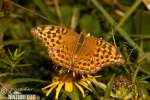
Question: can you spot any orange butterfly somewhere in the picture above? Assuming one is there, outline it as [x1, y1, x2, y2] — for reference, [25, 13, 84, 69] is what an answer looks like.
[31, 25, 125, 74]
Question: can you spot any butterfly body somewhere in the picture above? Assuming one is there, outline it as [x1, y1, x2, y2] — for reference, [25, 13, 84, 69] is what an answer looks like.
[31, 25, 124, 74]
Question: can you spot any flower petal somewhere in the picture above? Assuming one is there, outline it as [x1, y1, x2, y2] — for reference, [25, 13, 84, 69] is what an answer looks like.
[65, 81, 73, 92]
[87, 75, 101, 81]
[75, 83, 85, 97]
[46, 84, 58, 96]
[78, 81, 92, 92]
[42, 81, 60, 90]
[55, 82, 64, 99]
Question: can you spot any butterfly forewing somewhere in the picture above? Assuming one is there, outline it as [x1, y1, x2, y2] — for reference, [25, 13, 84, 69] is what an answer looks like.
[31, 25, 80, 69]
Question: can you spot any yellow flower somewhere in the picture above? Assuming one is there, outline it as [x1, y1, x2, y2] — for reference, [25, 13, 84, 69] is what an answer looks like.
[42, 70, 100, 99]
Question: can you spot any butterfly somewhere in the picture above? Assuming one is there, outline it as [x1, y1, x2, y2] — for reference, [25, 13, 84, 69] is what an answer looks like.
[31, 25, 125, 74]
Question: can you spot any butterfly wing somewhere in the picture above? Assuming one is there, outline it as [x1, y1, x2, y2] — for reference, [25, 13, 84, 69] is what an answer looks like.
[31, 25, 124, 74]
[31, 25, 80, 69]
[73, 36, 125, 74]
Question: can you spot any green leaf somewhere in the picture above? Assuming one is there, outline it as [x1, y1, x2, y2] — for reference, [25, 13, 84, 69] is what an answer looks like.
[33, 0, 52, 19]
[62, 90, 80, 100]
[8, 78, 49, 85]
[0, 19, 11, 48]
[103, 74, 115, 100]
[0, 40, 30, 48]
[134, 65, 150, 76]
[60, 5, 72, 26]
[79, 14, 101, 37]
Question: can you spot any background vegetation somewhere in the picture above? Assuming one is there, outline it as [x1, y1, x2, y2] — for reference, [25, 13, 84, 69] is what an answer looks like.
[0, 0, 150, 99]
